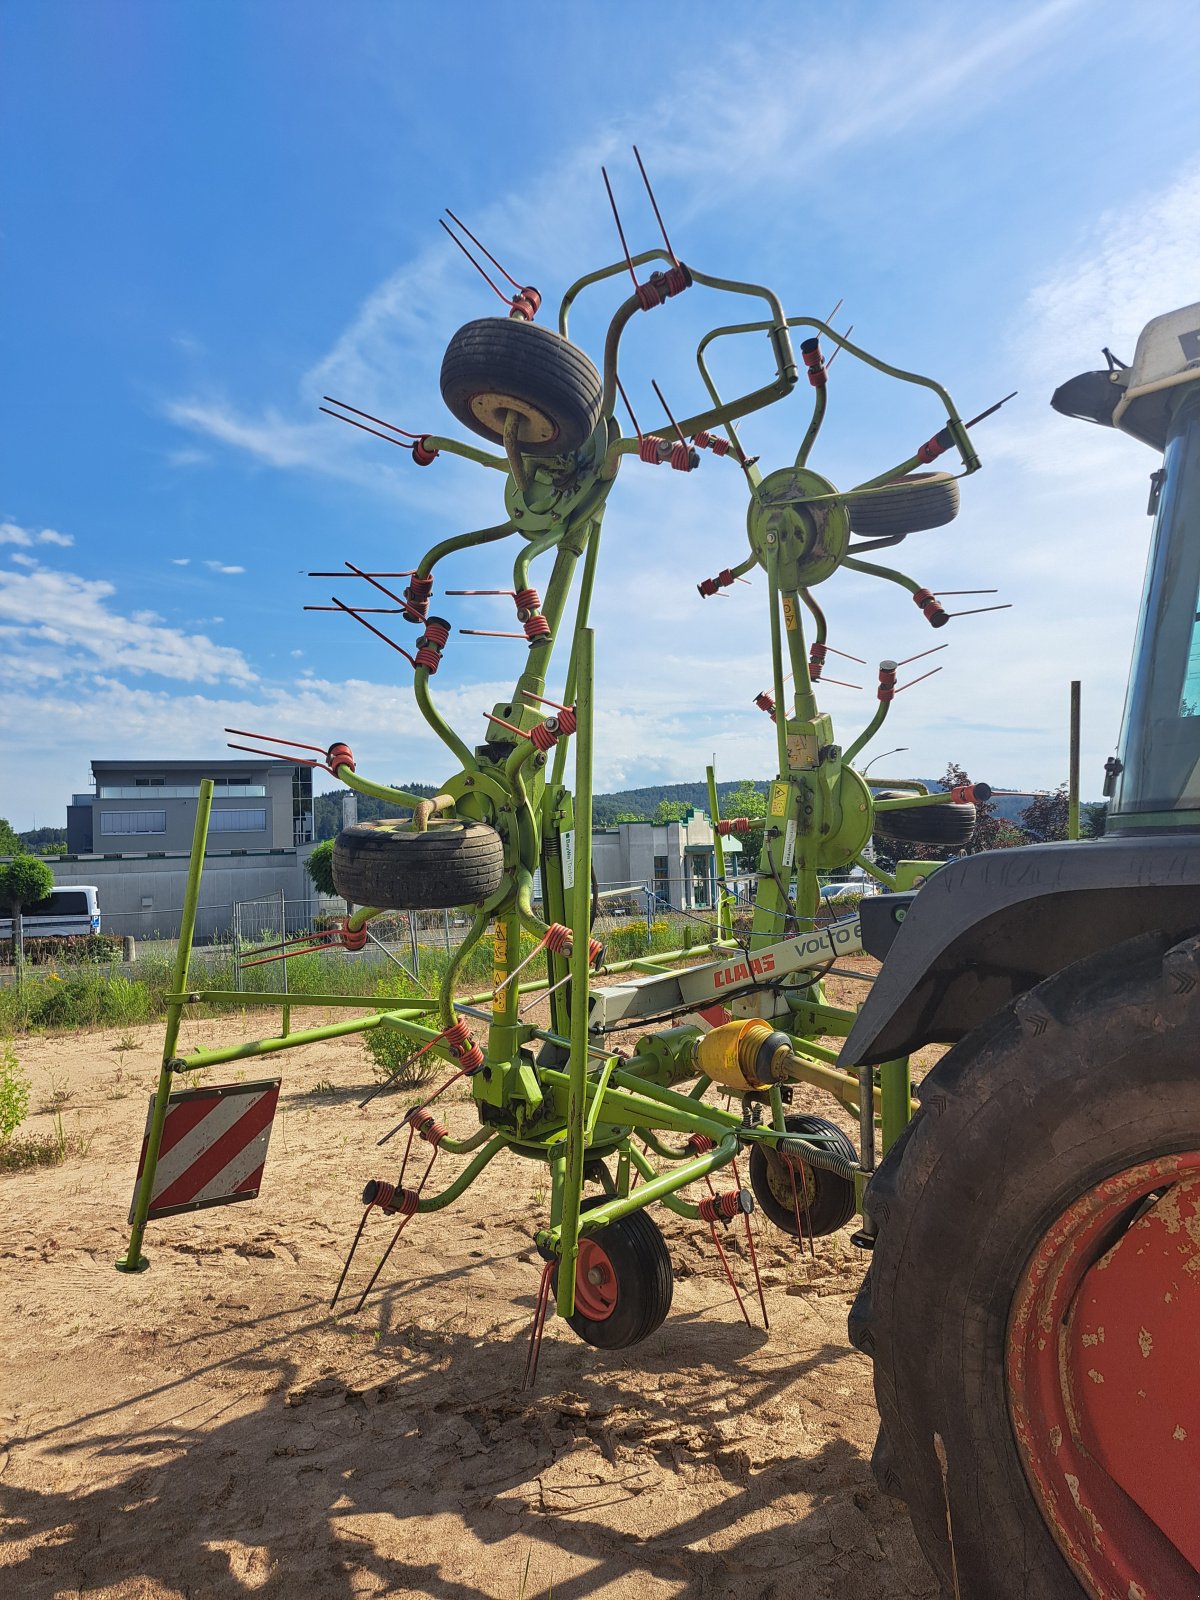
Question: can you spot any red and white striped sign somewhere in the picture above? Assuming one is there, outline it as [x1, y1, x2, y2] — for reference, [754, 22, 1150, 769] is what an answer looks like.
[128, 1079, 281, 1222]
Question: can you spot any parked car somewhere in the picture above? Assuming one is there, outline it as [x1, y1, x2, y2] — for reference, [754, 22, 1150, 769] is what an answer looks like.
[0, 884, 101, 938]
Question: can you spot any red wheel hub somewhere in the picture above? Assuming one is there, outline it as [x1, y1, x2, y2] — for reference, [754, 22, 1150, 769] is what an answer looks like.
[573, 1237, 618, 1321]
[1008, 1153, 1200, 1598]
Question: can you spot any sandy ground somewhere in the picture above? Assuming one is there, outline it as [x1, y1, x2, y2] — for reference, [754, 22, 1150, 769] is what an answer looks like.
[1, 975, 943, 1600]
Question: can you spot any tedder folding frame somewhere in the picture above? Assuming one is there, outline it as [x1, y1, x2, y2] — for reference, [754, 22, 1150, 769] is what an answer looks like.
[119, 160, 1006, 1361]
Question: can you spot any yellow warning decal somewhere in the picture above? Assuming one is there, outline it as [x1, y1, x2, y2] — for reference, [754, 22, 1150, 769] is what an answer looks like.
[782, 595, 798, 631]
[492, 921, 509, 1010]
[769, 781, 789, 818]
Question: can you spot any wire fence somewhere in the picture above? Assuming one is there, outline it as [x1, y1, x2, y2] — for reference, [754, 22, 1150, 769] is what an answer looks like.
[1, 868, 872, 990]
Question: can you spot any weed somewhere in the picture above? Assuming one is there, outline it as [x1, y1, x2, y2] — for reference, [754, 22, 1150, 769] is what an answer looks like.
[0, 1038, 31, 1140]
[39, 1069, 73, 1114]
[114, 1032, 139, 1054]
[364, 1026, 438, 1090]
[312, 1078, 337, 1095]
[0, 1111, 91, 1172]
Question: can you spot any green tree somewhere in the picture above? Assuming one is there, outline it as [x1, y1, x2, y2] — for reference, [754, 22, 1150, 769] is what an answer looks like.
[612, 810, 651, 824]
[304, 839, 337, 898]
[653, 800, 690, 824]
[0, 855, 55, 985]
[717, 779, 767, 869]
[0, 818, 21, 856]
[1083, 801, 1107, 838]
[1019, 784, 1070, 842]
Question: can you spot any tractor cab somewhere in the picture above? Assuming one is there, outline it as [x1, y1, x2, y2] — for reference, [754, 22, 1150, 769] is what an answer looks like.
[1053, 300, 1200, 831]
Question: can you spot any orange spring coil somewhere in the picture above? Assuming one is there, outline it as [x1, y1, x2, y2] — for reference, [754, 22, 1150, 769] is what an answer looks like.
[698, 1190, 745, 1224]
[409, 1109, 448, 1147]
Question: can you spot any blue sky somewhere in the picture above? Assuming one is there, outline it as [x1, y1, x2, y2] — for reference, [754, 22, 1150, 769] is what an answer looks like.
[3, 0, 1199, 830]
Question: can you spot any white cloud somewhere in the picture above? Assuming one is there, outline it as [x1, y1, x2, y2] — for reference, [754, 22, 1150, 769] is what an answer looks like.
[8, 553, 38, 569]
[171, 557, 191, 566]
[0, 565, 257, 689]
[203, 560, 245, 575]
[1, 520, 75, 549]
[165, 5, 1085, 492]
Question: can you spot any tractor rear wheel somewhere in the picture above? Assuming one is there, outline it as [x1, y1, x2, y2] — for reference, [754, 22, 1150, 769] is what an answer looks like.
[332, 818, 505, 911]
[440, 318, 604, 457]
[848, 930, 1200, 1599]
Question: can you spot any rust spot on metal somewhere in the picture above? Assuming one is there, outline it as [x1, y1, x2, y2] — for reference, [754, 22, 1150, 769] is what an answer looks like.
[1063, 1471, 1105, 1552]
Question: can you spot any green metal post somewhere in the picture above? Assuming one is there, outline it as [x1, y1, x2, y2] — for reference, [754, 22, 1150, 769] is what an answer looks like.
[879, 1056, 913, 1154]
[706, 763, 731, 941]
[117, 778, 213, 1272]
[1068, 679, 1081, 840]
[556, 627, 594, 1318]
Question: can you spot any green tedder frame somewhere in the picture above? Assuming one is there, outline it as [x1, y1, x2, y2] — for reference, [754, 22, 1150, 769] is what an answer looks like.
[118, 188, 998, 1349]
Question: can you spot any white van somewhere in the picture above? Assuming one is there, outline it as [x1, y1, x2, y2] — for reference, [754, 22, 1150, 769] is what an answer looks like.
[0, 885, 101, 939]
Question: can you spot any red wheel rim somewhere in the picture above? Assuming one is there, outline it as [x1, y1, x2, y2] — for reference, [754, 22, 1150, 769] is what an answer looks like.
[1007, 1152, 1200, 1598]
[573, 1237, 618, 1321]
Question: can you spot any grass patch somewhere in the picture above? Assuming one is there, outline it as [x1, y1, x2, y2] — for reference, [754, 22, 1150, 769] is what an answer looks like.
[0, 909, 721, 1038]
[0, 1111, 91, 1172]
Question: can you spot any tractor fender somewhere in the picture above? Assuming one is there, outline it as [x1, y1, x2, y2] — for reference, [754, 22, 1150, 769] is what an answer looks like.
[839, 835, 1200, 1066]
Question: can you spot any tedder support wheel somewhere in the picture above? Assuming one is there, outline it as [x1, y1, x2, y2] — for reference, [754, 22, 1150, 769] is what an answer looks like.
[848, 930, 1200, 1600]
[440, 317, 604, 457]
[872, 789, 976, 848]
[748, 1113, 858, 1238]
[332, 818, 505, 911]
[552, 1203, 674, 1350]
[848, 470, 959, 539]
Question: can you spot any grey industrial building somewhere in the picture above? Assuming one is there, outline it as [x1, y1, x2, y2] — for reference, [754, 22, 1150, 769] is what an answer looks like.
[590, 812, 742, 910]
[9, 761, 741, 942]
[47, 757, 319, 942]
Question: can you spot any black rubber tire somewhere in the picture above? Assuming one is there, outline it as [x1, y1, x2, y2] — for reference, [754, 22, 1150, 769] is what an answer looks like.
[847, 929, 1200, 1600]
[440, 317, 604, 457]
[848, 471, 959, 538]
[331, 818, 505, 911]
[553, 1200, 674, 1350]
[748, 1113, 858, 1237]
[872, 789, 976, 847]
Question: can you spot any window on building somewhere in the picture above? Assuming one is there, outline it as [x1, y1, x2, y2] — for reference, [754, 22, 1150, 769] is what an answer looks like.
[292, 764, 314, 844]
[101, 810, 167, 835]
[134, 776, 165, 787]
[653, 854, 669, 904]
[209, 807, 268, 833]
[691, 854, 710, 908]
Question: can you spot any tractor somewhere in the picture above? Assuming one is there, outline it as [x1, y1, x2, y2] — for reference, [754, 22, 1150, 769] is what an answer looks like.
[844, 301, 1200, 1598]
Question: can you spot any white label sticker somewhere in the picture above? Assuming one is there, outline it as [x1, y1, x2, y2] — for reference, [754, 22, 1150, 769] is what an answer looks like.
[561, 830, 576, 889]
[783, 818, 797, 869]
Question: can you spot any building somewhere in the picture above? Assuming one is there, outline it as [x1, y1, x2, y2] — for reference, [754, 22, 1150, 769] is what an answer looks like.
[68, 757, 313, 854]
[590, 811, 742, 911]
[46, 757, 318, 943]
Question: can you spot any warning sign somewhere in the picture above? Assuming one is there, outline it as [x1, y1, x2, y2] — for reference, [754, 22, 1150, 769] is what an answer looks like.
[129, 1079, 281, 1222]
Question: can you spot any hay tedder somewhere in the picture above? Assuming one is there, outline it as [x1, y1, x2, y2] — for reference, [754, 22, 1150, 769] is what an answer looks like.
[118, 157, 1001, 1354]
